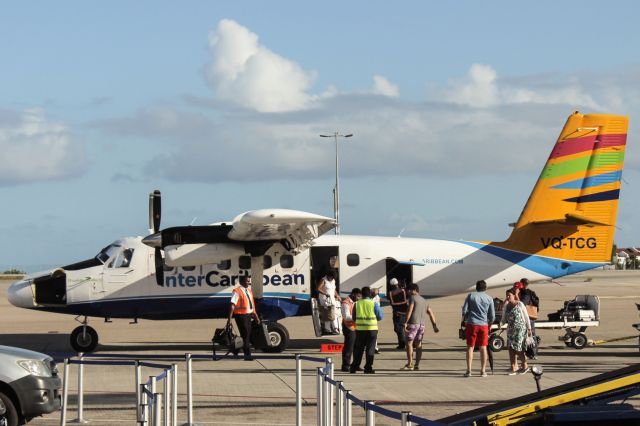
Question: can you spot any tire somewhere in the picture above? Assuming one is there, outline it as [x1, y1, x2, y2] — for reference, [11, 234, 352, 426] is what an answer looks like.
[70, 326, 99, 353]
[0, 392, 19, 426]
[488, 334, 505, 352]
[263, 322, 290, 353]
[571, 332, 588, 350]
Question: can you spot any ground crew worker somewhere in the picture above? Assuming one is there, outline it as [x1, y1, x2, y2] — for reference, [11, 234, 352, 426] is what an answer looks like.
[388, 278, 409, 349]
[349, 286, 383, 374]
[227, 275, 260, 360]
[341, 288, 362, 372]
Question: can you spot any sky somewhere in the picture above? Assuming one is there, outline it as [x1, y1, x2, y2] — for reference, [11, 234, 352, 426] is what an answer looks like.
[1, 1, 639, 272]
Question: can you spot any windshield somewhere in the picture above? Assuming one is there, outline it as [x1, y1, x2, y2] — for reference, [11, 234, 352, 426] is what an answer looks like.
[95, 244, 121, 264]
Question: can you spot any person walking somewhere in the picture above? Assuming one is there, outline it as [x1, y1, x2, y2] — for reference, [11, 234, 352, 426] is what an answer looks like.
[350, 286, 383, 374]
[461, 280, 495, 377]
[340, 288, 362, 372]
[517, 278, 540, 358]
[500, 288, 532, 375]
[318, 271, 341, 334]
[388, 278, 409, 350]
[402, 284, 439, 370]
[227, 275, 260, 360]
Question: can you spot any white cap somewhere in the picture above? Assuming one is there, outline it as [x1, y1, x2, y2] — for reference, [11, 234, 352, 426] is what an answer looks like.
[390, 278, 398, 285]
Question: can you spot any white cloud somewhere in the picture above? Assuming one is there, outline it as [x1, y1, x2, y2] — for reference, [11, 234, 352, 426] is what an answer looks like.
[442, 64, 499, 107]
[0, 108, 85, 185]
[205, 19, 316, 112]
[440, 64, 601, 110]
[372, 75, 399, 97]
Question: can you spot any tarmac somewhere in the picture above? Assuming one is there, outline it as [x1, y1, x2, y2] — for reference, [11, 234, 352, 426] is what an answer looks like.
[1, 269, 639, 425]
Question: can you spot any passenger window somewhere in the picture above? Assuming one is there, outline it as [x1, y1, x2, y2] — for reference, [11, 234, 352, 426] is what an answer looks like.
[218, 259, 231, 270]
[263, 255, 272, 269]
[280, 255, 294, 268]
[347, 253, 360, 267]
[182, 266, 196, 272]
[163, 264, 175, 272]
[239, 256, 251, 270]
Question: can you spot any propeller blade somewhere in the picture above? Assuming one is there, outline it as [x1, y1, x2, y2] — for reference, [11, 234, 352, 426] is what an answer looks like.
[151, 190, 161, 233]
[154, 248, 164, 286]
[251, 256, 264, 299]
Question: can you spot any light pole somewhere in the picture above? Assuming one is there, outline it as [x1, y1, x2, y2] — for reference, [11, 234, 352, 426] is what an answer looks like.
[319, 132, 353, 235]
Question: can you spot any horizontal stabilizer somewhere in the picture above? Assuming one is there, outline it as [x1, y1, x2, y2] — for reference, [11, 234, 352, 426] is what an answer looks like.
[530, 212, 611, 227]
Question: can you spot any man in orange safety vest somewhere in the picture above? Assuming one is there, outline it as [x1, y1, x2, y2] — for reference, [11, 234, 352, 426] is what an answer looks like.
[227, 275, 260, 360]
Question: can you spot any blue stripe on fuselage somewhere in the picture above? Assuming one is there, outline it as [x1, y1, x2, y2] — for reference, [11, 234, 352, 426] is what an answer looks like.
[461, 241, 603, 278]
[38, 293, 310, 321]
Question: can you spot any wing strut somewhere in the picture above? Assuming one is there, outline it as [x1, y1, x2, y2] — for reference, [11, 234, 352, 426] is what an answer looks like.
[251, 256, 265, 299]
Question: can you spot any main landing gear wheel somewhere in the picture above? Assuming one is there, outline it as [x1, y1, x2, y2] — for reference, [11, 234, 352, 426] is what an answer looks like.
[70, 326, 99, 353]
[571, 332, 588, 350]
[488, 334, 505, 352]
[263, 322, 290, 353]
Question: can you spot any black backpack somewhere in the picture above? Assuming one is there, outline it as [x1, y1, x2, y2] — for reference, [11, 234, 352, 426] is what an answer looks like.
[528, 290, 540, 308]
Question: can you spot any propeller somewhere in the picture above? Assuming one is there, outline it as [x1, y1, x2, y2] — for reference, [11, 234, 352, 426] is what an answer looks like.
[148, 190, 164, 286]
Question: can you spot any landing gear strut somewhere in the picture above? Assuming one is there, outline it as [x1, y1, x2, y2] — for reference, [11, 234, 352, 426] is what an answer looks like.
[70, 316, 99, 353]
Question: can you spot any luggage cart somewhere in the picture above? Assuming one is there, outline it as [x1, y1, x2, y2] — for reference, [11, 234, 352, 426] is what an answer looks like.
[487, 295, 601, 352]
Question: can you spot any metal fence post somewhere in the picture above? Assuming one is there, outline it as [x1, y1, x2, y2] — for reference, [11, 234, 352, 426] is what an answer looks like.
[164, 369, 170, 426]
[344, 390, 352, 426]
[150, 376, 156, 426]
[135, 360, 141, 421]
[327, 358, 334, 426]
[401, 411, 413, 426]
[70, 353, 87, 424]
[295, 354, 302, 426]
[172, 364, 178, 426]
[60, 358, 69, 426]
[140, 383, 148, 426]
[316, 367, 324, 426]
[365, 401, 375, 426]
[335, 382, 344, 426]
[152, 393, 162, 426]
[186, 353, 193, 425]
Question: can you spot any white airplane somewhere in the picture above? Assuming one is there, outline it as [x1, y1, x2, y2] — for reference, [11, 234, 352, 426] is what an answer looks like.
[7, 112, 628, 353]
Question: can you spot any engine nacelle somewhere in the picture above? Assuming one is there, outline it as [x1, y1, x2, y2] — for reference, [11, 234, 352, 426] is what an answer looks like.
[164, 243, 245, 267]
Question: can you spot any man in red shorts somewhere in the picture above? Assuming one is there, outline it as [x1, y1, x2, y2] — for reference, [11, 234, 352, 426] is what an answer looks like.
[461, 280, 495, 377]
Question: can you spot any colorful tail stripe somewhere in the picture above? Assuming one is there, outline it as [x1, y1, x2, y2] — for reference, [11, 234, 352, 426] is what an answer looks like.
[541, 151, 625, 180]
[563, 189, 620, 203]
[548, 133, 627, 159]
[551, 170, 623, 189]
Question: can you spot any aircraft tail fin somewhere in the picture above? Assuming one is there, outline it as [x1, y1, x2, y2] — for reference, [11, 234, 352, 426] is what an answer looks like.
[496, 111, 628, 265]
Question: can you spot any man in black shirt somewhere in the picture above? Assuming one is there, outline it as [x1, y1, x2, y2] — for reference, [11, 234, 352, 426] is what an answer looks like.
[388, 278, 409, 350]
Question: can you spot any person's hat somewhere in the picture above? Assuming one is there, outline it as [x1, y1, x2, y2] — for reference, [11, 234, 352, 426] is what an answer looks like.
[514, 281, 525, 289]
[390, 278, 399, 285]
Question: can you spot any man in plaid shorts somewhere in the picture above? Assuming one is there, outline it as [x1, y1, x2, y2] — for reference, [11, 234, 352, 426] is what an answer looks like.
[402, 284, 439, 370]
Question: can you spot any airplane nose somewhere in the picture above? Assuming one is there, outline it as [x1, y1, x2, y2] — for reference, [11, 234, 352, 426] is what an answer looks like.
[7, 279, 34, 308]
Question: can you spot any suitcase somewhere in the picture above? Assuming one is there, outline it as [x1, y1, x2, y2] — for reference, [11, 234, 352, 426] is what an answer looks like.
[212, 325, 243, 357]
[251, 322, 271, 350]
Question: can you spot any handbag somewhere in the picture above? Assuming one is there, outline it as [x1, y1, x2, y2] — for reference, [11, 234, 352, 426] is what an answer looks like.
[525, 304, 538, 320]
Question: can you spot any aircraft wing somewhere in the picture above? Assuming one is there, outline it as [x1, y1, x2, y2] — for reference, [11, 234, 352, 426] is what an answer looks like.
[228, 209, 336, 253]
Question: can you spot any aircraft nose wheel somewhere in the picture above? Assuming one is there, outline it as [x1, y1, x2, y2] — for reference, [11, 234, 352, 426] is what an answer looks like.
[70, 325, 99, 353]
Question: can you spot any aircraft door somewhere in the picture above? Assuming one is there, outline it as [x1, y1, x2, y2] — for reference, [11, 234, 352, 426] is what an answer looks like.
[385, 259, 413, 294]
[310, 246, 340, 337]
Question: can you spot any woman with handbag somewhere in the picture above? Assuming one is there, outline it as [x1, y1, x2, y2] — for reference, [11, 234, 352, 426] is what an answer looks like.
[500, 288, 532, 375]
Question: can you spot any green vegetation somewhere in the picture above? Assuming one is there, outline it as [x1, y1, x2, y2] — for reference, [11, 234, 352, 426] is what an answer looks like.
[2, 268, 26, 274]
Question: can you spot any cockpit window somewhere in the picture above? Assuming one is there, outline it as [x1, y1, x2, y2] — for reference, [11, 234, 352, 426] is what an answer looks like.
[111, 248, 134, 268]
[96, 244, 121, 264]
